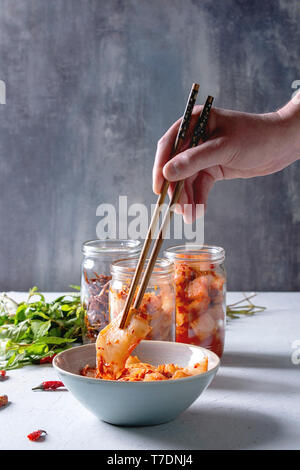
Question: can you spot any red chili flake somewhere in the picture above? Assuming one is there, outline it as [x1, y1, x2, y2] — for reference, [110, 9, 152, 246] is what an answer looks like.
[39, 354, 56, 364]
[0, 370, 6, 378]
[32, 381, 65, 391]
[27, 430, 47, 442]
[0, 395, 8, 407]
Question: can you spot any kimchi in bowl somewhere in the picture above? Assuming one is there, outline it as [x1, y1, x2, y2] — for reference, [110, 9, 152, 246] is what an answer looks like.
[53, 341, 220, 426]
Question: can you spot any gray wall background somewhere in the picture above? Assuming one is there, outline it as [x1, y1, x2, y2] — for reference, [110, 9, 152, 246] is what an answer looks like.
[0, 0, 299, 292]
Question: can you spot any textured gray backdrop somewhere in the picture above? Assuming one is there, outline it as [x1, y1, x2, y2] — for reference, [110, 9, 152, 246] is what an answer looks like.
[0, 0, 299, 291]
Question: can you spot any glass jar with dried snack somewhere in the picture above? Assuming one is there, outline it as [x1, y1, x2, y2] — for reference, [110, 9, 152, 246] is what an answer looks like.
[81, 239, 141, 343]
[109, 258, 176, 341]
[164, 245, 226, 357]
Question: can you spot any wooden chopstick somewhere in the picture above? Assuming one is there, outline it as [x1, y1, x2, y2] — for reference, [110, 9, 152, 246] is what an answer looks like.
[132, 96, 214, 312]
[119, 83, 199, 329]
[191, 95, 214, 146]
[119, 95, 214, 328]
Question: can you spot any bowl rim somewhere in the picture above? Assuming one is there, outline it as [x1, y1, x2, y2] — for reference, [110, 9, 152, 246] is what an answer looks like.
[53, 340, 220, 385]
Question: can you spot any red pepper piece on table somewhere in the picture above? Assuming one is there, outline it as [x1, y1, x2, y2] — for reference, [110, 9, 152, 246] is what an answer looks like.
[0, 370, 6, 378]
[27, 430, 47, 442]
[39, 354, 56, 364]
[32, 380, 65, 391]
[0, 395, 8, 407]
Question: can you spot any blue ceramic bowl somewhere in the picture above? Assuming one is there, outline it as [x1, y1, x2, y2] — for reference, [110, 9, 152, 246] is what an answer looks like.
[53, 341, 220, 426]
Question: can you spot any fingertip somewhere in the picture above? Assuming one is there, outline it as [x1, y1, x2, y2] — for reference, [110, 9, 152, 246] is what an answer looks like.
[163, 161, 179, 181]
[152, 180, 158, 194]
[153, 180, 163, 195]
[152, 165, 163, 194]
[152, 173, 160, 193]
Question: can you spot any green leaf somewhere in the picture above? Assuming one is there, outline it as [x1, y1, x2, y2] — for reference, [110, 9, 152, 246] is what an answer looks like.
[30, 320, 51, 340]
[28, 286, 45, 302]
[49, 327, 61, 337]
[35, 336, 76, 345]
[0, 313, 10, 326]
[26, 309, 50, 321]
[26, 343, 49, 356]
[14, 304, 27, 324]
[52, 295, 68, 303]
[0, 321, 30, 342]
[6, 351, 26, 369]
[61, 304, 73, 312]
[0, 293, 19, 316]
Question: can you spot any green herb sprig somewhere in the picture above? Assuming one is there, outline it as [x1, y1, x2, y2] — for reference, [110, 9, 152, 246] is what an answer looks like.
[0, 286, 84, 370]
[226, 293, 266, 319]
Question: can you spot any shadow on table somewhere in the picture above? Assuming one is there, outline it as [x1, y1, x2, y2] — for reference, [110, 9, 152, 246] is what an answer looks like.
[210, 371, 299, 394]
[113, 406, 281, 450]
[0, 400, 11, 411]
[221, 351, 294, 369]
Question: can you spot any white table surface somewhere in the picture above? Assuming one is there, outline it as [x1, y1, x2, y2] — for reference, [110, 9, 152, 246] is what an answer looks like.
[1, 291, 300, 450]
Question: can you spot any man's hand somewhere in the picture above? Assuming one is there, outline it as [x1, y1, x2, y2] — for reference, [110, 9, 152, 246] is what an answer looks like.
[153, 98, 300, 222]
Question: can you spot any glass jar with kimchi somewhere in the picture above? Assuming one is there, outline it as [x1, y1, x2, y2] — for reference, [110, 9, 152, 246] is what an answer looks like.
[110, 258, 176, 341]
[81, 239, 141, 343]
[164, 245, 226, 357]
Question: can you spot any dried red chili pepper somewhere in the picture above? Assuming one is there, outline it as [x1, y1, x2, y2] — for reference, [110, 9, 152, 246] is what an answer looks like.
[0, 370, 6, 378]
[32, 380, 65, 391]
[0, 395, 8, 407]
[39, 354, 56, 364]
[27, 430, 47, 441]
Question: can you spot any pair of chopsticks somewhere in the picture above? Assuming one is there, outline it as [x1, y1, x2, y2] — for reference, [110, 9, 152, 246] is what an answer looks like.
[119, 84, 214, 329]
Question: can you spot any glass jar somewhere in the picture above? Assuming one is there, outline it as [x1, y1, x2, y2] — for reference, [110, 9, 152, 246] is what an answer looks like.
[110, 258, 176, 341]
[81, 239, 141, 343]
[164, 245, 226, 357]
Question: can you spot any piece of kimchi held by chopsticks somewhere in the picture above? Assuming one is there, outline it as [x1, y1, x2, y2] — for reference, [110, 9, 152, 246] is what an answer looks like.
[96, 308, 151, 380]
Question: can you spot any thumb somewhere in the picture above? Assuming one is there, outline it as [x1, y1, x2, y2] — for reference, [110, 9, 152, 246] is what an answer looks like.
[163, 137, 227, 181]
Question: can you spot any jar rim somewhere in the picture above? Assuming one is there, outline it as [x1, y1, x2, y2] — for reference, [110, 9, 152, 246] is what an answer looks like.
[82, 239, 141, 257]
[164, 244, 225, 263]
[111, 257, 174, 276]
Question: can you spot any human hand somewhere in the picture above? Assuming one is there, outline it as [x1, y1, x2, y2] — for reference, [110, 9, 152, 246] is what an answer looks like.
[153, 101, 300, 221]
